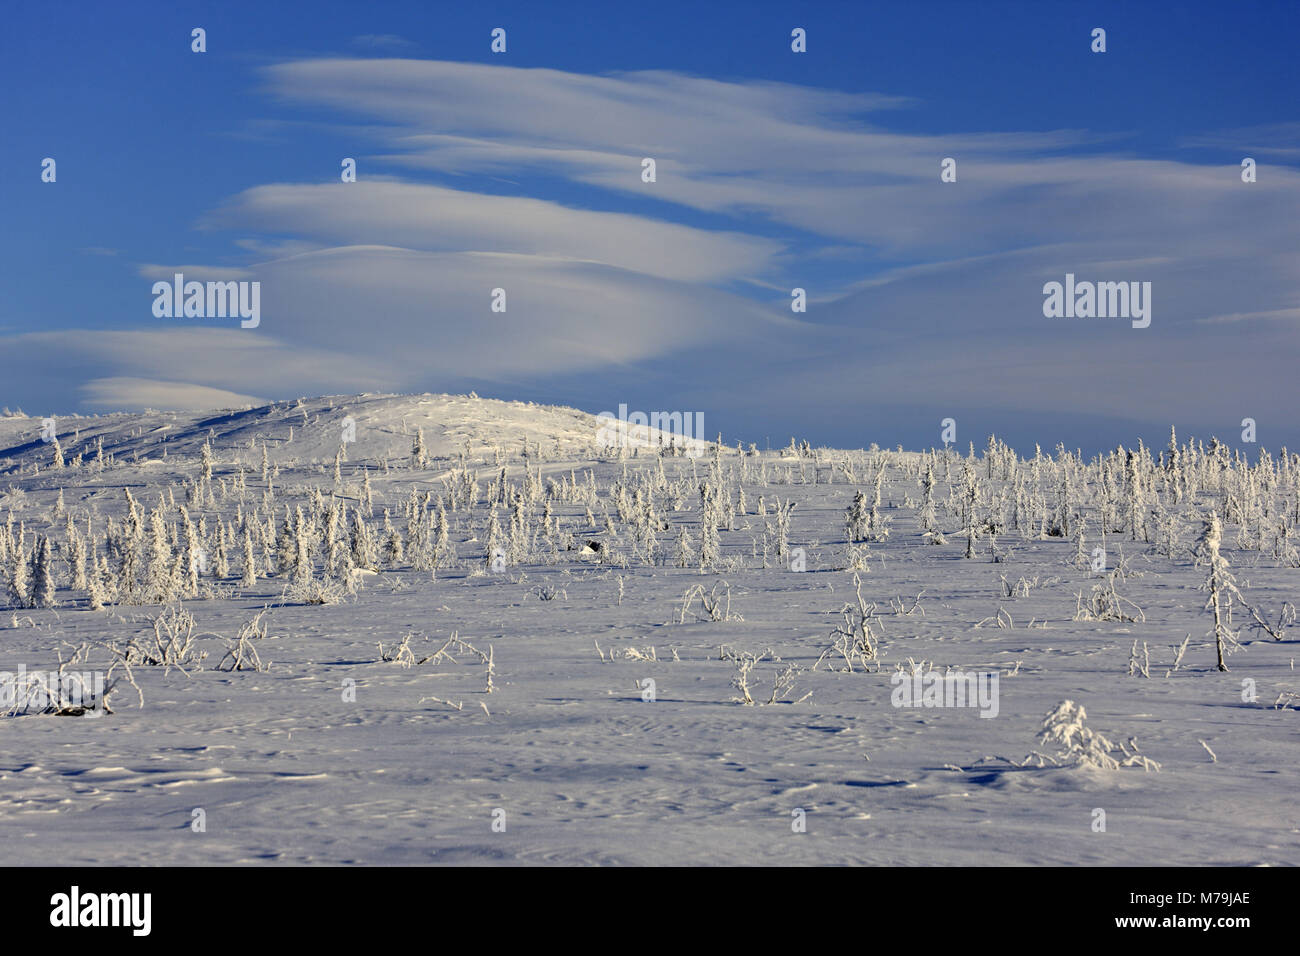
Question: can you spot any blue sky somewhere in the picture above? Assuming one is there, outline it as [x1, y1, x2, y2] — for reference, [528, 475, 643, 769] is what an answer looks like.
[3, 0, 1298, 454]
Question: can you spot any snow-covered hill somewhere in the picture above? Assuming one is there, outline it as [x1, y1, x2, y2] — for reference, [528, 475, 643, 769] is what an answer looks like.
[0, 393, 621, 474]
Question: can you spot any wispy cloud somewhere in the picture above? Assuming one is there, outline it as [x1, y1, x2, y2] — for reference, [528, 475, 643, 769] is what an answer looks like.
[79, 378, 266, 411]
[350, 34, 414, 50]
[203, 182, 781, 282]
[9, 56, 1298, 443]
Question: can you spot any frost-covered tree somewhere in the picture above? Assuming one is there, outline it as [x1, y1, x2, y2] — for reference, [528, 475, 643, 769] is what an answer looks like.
[350, 509, 374, 570]
[7, 534, 31, 608]
[432, 504, 450, 570]
[179, 506, 200, 598]
[241, 521, 257, 588]
[67, 522, 88, 590]
[699, 508, 720, 571]
[846, 490, 870, 543]
[276, 507, 295, 574]
[960, 462, 981, 558]
[32, 536, 55, 608]
[1195, 511, 1242, 672]
[919, 460, 938, 533]
[214, 522, 230, 578]
[381, 509, 403, 566]
[868, 466, 890, 541]
[145, 505, 174, 603]
[361, 469, 374, 517]
[412, 428, 428, 469]
[485, 508, 504, 570]
[675, 525, 694, 568]
[87, 550, 107, 610]
[293, 505, 313, 585]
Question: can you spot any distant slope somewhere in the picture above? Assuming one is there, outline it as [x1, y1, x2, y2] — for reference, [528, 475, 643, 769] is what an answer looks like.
[0, 392, 707, 474]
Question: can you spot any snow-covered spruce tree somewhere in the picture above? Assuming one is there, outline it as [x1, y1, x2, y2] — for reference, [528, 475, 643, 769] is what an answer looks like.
[432, 504, 450, 570]
[350, 508, 374, 570]
[293, 505, 313, 586]
[846, 490, 870, 543]
[31, 536, 55, 608]
[259, 509, 276, 576]
[772, 497, 795, 562]
[508, 493, 529, 564]
[96, 543, 119, 606]
[868, 465, 890, 541]
[675, 525, 694, 568]
[696, 478, 723, 571]
[1164, 425, 1180, 490]
[919, 459, 939, 533]
[699, 502, 721, 571]
[1051, 469, 1072, 538]
[118, 490, 143, 594]
[361, 468, 373, 517]
[67, 521, 88, 590]
[961, 461, 980, 558]
[328, 500, 352, 578]
[241, 521, 257, 588]
[144, 505, 173, 604]
[7, 533, 31, 608]
[638, 508, 660, 565]
[1126, 446, 1148, 541]
[524, 463, 544, 506]
[403, 488, 423, 560]
[485, 508, 504, 571]
[411, 427, 428, 470]
[410, 506, 434, 574]
[276, 506, 295, 574]
[330, 526, 355, 586]
[180, 507, 201, 598]
[213, 522, 230, 579]
[542, 498, 558, 556]
[381, 509, 403, 566]
[87, 550, 107, 610]
[1195, 511, 1242, 672]
[320, 498, 340, 576]
[1155, 497, 1182, 559]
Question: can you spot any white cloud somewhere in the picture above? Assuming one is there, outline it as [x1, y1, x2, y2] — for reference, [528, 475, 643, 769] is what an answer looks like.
[351, 34, 414, 50]
[79, 378, 266, 411]
[137, 264, 256, 281]
[204, 182, 780, 283]
[9, 56, 1298, 448]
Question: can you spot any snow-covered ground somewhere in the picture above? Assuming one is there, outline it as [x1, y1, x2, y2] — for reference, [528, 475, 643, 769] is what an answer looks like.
[0, 394, 1296, 865]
